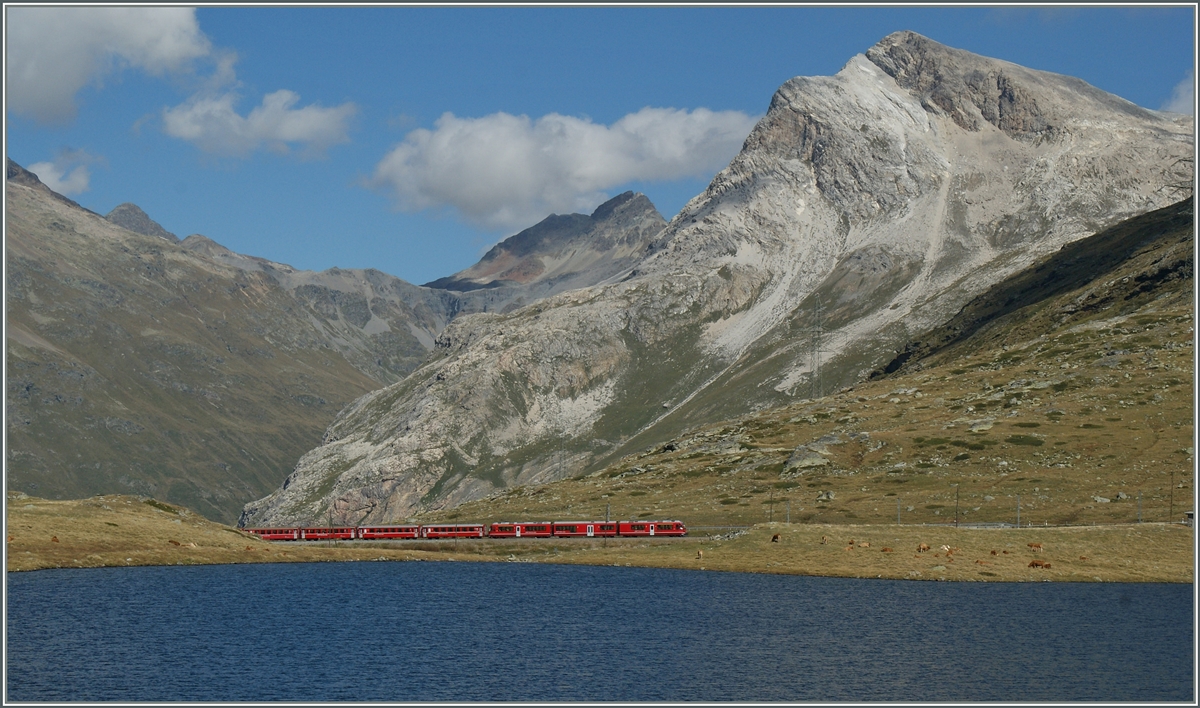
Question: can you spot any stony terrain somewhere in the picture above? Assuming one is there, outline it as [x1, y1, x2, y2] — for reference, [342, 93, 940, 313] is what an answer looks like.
[428, 197, 1193, 531]
[243, 31, 1193, 527]
[10, 193, 1192, 583]
[6, 164, 664, 523]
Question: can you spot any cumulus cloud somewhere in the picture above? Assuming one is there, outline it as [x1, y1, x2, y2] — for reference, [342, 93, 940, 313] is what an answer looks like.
[163, 89, 357, 157]
[1160, 71, 1195, 115]
[5, 7, 210, 123]
[28, 149, 103, 196]
[6, 6, 357, 157]
[369, 107, 760, 231]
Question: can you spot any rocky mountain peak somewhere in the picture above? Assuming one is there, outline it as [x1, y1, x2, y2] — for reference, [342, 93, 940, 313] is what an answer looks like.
[236, 34, 1190, 527]
[424, 191, 666, 292]
[864, 30, 1159, 138]
[105, 203, 178, 242]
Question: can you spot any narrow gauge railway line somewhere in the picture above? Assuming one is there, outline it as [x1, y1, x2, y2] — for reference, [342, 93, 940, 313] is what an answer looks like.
[244, 520, 687, 541]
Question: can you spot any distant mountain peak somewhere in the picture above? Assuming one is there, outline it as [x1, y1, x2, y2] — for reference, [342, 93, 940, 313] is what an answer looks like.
[6, 158, 96, 215]
[423, 191, 665, 291]
[105, 203, 179, 242]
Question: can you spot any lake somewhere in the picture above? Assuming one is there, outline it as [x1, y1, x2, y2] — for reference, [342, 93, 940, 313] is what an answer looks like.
[5, 561, 1193, 702]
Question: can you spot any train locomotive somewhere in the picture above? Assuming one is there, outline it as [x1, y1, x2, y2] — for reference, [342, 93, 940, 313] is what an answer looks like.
[244, 520, 686, 541]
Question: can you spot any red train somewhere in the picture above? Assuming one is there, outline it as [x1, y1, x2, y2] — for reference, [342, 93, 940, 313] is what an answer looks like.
[244, 520, 686, 541]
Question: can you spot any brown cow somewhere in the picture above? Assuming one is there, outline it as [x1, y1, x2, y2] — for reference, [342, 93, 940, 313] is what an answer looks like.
[1028, 543, 1043, 552]
[771, 534, 781, 543]
[1079, 556, 1089, 561]
[917, 543, 931, 552]
[975, 559, 991, 565]
[881, 547, 893, 553]
[50, 536, 58, 543]
[820, 535, 829, 545]
[1028, 560, 1046, 568]
[990, 550, 998, 556]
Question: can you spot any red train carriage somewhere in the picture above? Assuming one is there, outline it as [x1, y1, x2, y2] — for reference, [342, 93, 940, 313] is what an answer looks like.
[550, 522, 619, 538]
[300, 526, 356, 540]
[244, 527, 299, 541]
[419, 523, 485, 539]
[617, 520, 687, 537]
[357, 525, 420, 540]
[488, 522, 553, 538]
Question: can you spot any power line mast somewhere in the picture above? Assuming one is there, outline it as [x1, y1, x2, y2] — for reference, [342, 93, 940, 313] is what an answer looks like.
[808, 293, 827, 400]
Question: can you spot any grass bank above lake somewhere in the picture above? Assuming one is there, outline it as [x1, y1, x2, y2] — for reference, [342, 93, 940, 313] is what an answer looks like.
[6, 492, 1192, 583]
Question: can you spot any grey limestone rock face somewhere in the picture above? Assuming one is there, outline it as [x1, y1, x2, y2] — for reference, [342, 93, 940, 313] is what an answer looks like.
[241, 31, 1193, 527]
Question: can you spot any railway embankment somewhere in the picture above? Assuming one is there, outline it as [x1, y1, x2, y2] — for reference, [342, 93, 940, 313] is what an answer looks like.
[6, 491, 1192, 583]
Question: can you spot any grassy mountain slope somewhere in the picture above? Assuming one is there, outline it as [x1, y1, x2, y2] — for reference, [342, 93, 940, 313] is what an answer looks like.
[427, 197, 1194, 529]
[6, 176, 387, 523]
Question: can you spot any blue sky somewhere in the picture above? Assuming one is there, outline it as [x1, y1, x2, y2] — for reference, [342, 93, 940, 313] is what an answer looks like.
[5, 5, 1196, 285]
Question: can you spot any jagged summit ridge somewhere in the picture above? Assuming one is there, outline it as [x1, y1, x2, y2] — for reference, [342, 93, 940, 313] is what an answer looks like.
[105, 203, 178, 242]
[425, 191, 665, 292]
[241, 32, 1192, 527]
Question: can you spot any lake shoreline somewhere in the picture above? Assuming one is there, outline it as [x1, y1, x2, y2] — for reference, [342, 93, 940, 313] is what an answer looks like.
[8, 494, 1193, 583]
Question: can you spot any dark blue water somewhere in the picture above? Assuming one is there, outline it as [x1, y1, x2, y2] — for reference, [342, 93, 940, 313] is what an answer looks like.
[6, 561, 1193, 702]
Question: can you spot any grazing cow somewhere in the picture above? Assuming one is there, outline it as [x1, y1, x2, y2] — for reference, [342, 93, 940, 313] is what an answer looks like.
[1028, 560, 1046, 568]
[697, 550, 703, 560]
[820, 535, 829, 545]
[1027, 543, 1043, 552]
[990, 550, 998, 556]
[881, 547, 893, 553]
[1044, 563, 1052, 569]
[917, 543, 931, 552]
[771, 534, 781, 543]
[1002, 550, 1010, 554]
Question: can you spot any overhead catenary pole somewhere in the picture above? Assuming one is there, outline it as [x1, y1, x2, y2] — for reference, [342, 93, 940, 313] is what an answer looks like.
[809, 293, 826, 400]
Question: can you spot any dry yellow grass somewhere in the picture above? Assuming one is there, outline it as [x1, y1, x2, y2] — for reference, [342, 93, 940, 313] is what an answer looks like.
[7, 492, 1191, 583]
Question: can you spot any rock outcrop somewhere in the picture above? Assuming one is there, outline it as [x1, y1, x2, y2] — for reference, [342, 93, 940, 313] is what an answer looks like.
[426, 191, 667, 315]
[243, 31, 1192, 526]
[105, 203, 179, 242]
[7, 160, 668, 522]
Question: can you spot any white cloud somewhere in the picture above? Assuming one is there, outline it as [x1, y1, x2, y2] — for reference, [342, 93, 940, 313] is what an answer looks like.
[369, 107, 760, 231]
[1160, 71, 1195, 115]
[6, 6, 357, 158]
[27, 149, 102, 196]
[5, 7, 210, 123]
[162, 89, 357, 157]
